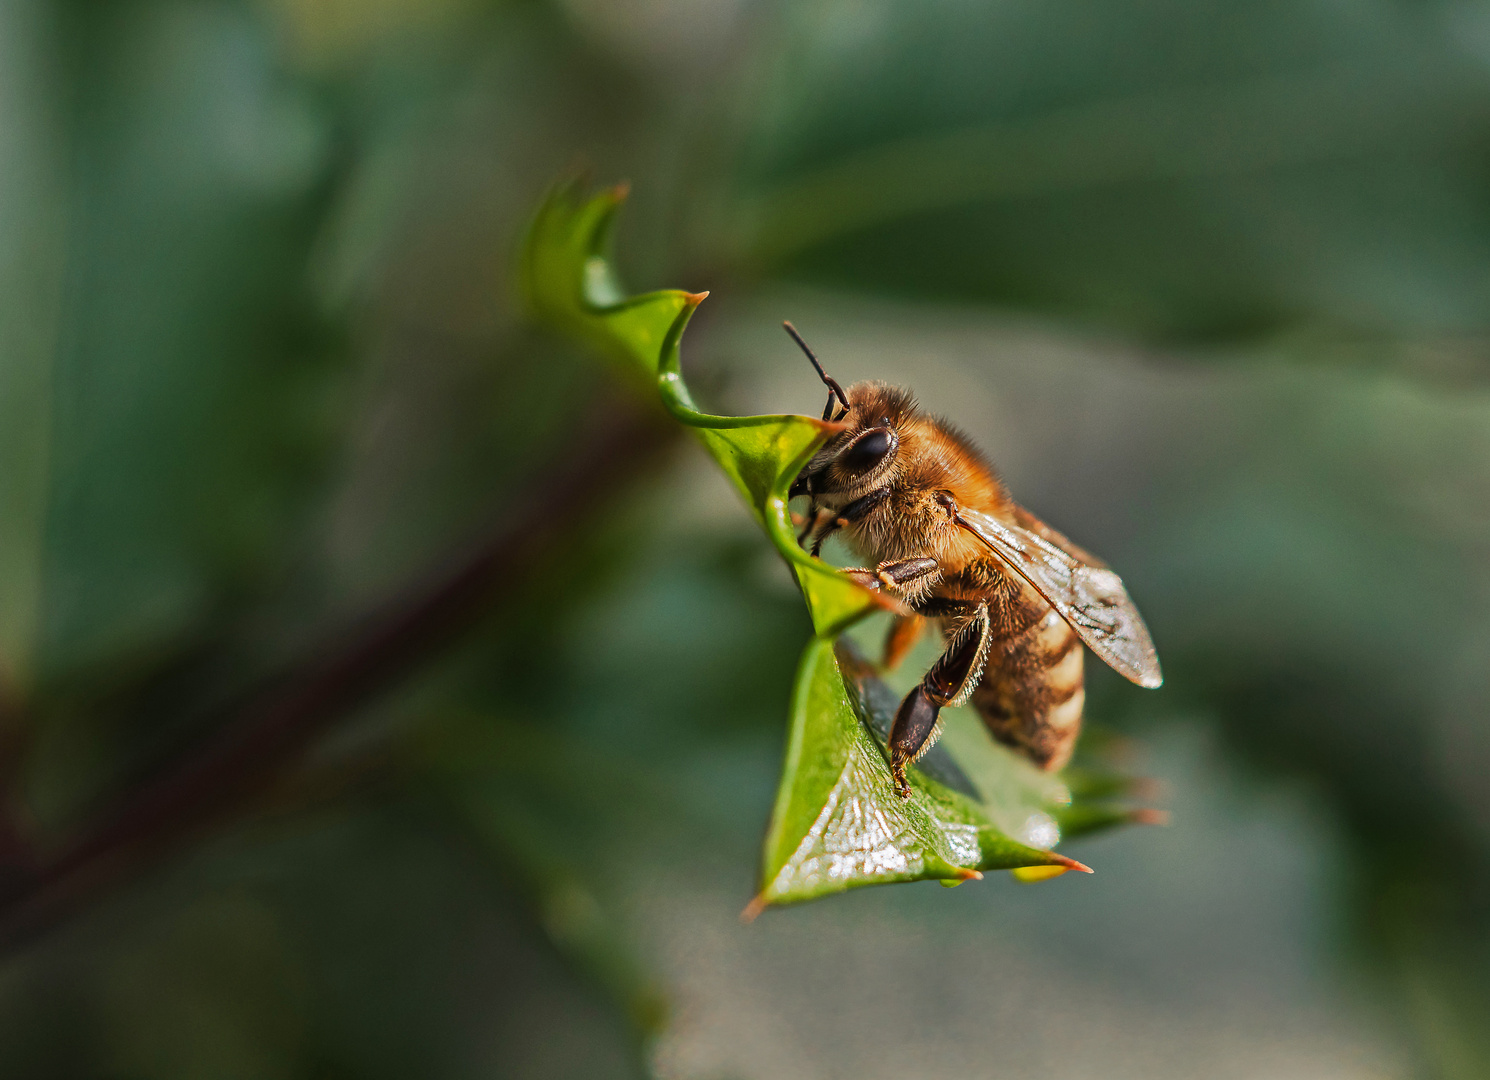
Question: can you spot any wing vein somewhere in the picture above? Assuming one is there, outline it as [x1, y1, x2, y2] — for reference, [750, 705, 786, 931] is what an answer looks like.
[954, 508, 1162, 689]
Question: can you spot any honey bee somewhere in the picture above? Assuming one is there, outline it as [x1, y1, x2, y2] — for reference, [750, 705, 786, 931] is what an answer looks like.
[784, 322, 1162, 798]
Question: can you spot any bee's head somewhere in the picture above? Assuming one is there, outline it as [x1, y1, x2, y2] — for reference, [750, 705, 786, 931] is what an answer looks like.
[780, 323, 914, 500]
[790, 381, 915, 499]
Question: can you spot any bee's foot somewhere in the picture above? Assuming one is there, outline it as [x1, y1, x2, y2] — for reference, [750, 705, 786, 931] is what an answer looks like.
[890, 764, 912, 800]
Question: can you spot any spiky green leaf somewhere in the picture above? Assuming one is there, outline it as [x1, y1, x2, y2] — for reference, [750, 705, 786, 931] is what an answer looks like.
[523, 182, 1158, 907]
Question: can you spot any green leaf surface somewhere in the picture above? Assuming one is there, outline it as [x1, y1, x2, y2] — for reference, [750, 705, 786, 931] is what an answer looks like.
[522, 181, 883, 637]
[755, 638, 1088, 907]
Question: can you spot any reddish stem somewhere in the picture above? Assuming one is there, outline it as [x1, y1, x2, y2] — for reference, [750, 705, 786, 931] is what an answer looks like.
[0, 403, 675, 950]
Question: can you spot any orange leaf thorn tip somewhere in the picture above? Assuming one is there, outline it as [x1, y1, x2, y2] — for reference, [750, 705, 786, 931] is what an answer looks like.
[739, 893, 769, 924]
[1052, 852, 1094, 874]
[941, 867, 985, 888]
[1130, 808, 1171, 827]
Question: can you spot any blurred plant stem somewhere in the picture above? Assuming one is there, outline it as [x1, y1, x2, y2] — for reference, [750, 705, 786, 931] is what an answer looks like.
[0, 394, 676, 954]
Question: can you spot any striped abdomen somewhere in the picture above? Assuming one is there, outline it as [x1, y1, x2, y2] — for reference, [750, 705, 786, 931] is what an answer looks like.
[969, 604, 1085, 772]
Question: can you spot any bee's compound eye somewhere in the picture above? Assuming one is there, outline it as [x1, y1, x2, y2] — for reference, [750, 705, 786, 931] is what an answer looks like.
[840, 428, 895, 473]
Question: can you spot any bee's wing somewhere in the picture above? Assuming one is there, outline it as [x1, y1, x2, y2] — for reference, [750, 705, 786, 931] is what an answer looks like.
[955, 507, 1163, 689]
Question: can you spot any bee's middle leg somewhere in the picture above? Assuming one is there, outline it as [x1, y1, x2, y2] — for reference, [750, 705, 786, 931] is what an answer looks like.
[887, 601, 991, 799]
[841, 557, 939, 593]
[882, 614, 926, 671]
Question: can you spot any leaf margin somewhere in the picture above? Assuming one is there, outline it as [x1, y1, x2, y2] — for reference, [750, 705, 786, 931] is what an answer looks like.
[521, 179, 884, 637]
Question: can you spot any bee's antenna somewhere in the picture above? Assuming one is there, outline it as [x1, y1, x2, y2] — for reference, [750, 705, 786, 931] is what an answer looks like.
[783, 321, 851, 422]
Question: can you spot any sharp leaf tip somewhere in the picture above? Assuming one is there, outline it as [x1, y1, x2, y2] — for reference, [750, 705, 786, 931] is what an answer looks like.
[739, 894, 768, 924]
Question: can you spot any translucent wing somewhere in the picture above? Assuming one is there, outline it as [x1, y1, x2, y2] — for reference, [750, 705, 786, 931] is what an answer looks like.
[955, 506, 1163, 688]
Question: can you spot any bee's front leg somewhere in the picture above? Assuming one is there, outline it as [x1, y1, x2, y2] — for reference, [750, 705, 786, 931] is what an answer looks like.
[887, 601, 991, 799]
[795, 504, 825, 545]
[808, 487, 891, 556]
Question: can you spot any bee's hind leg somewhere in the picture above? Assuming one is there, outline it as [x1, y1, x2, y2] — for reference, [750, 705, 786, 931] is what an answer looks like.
[887, 601, 991, 799]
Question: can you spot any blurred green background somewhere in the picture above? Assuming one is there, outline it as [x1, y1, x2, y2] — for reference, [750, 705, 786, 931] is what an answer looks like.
[3, 0, 1490, 1076]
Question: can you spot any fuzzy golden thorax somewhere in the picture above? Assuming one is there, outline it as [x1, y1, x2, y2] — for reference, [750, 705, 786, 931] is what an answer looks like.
[792, 381, 1012, 576]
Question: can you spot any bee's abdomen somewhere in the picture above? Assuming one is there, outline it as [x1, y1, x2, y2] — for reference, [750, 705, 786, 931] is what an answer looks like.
[969, 607, 1085, 772]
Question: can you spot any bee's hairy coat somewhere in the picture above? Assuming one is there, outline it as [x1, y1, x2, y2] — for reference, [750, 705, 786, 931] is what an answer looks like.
[791, 373, 1160, 798]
